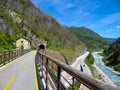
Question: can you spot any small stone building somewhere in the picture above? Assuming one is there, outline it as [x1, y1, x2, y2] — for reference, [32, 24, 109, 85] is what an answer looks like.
[16, 38, 31, 49]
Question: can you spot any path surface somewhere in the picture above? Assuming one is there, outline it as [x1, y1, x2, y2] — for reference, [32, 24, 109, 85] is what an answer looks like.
[78, 52, 91, 90]
[61, 51, 90, 90]
[0, 51, 38, 90]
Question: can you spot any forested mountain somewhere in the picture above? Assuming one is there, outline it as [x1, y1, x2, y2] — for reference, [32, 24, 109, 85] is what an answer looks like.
[103, 38, 120, 71]
[0, 0, 86, 61]
[67, 26, 110, 51]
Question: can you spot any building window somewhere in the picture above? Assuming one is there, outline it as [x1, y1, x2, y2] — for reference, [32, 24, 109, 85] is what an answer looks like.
[21, 41, 23, 43]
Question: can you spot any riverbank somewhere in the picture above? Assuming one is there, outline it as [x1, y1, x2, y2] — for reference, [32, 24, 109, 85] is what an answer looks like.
[93, 63, 116, 86]
[101, 58, 120, 76]
[92, 52, 116, 87]
[96, 51, 120, 76]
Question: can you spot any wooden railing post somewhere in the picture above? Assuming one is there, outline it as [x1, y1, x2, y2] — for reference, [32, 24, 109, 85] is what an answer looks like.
[15, 50, 16, 58]
[17, 50, 18, 57]
[72, 77, 74, 89]
[9, 50, 10, 61]
[12, 51, 13, 60]
[46, 57, 48, 90]
[3, 51, 6, 65]
[57, 66, 61, 90]
[18, 50, 20, 57]
[17, 50, 18, 58]
[20, 50, 21, 56]
[13, 50, 14, 59]
[42, 54, 44, 78]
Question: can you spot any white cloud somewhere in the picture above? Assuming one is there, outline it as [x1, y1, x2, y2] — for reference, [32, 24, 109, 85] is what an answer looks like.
[116, 25, 120, 29]
[106, 29, 112, 32]
[90, 24, 95, 27]
[63, 3, 75, 9]
[49, 0, 75, 11]
[98, 12, 120, 26]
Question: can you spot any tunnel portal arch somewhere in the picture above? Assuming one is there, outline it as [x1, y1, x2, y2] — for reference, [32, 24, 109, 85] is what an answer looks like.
[39, 44, 45, 50]
[38, 41, 47, 51]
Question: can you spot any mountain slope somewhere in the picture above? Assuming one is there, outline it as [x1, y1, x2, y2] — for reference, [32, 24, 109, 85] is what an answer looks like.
[103, 38, 120, 71]
[0, 0, 86, 61]
[67, 26, 110, 51]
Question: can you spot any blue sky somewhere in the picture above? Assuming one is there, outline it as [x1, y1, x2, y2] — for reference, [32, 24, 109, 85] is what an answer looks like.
[31, 0, 120, 38]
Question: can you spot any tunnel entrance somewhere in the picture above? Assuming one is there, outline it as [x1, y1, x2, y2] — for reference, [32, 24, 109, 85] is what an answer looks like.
[38, 41, 47, 52]
[39, 44, 45, 50]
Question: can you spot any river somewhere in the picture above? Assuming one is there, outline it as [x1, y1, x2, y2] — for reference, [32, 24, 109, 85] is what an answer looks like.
[93, 52, 120, 88]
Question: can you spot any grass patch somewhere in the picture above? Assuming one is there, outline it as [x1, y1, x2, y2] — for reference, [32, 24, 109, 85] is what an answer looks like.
[49, 46, 74, 61]
[85, 53, 95, 75]
[68, 80, 80, 90]
[85, 53, 104, 80]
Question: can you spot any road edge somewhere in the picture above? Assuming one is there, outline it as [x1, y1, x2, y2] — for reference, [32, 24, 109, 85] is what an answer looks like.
[34, 59, 39, 90]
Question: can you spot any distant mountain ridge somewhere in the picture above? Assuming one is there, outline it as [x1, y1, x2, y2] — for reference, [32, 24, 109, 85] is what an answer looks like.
[67, 26, 110, 51]
[104, 38, 117, 42]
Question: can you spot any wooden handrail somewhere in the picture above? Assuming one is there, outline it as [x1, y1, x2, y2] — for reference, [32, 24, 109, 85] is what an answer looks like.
[36, 51, 119, 90]
[0, 49, 29, 66]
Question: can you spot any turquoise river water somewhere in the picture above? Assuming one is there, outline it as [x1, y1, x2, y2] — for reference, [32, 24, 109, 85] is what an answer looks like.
[94, 53, 120, 88]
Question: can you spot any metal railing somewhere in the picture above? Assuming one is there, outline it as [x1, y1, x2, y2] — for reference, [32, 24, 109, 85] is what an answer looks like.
[0, 49, 29, 66]
[36, 51, 119, 90]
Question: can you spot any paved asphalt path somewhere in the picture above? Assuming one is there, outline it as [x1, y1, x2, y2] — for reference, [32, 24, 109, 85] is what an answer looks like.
[79, 52, 91, 90]
[0, 51, 38, 90]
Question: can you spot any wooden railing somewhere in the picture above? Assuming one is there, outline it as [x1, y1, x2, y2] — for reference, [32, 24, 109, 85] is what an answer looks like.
[0, 49, 29, 66]
[35, 51, 119, 90]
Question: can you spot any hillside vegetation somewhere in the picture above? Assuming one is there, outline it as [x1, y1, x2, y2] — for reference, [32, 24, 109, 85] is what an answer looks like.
[67, 26, 110, 51]
[0, 0, 86, 61]
[103, 38, 120, 71]
[0, 29, 15, 50]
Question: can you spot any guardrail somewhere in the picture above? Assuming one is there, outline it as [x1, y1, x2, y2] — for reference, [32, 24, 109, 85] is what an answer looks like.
[0, 49, 29, 66]
[36, 51, 119, 90]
